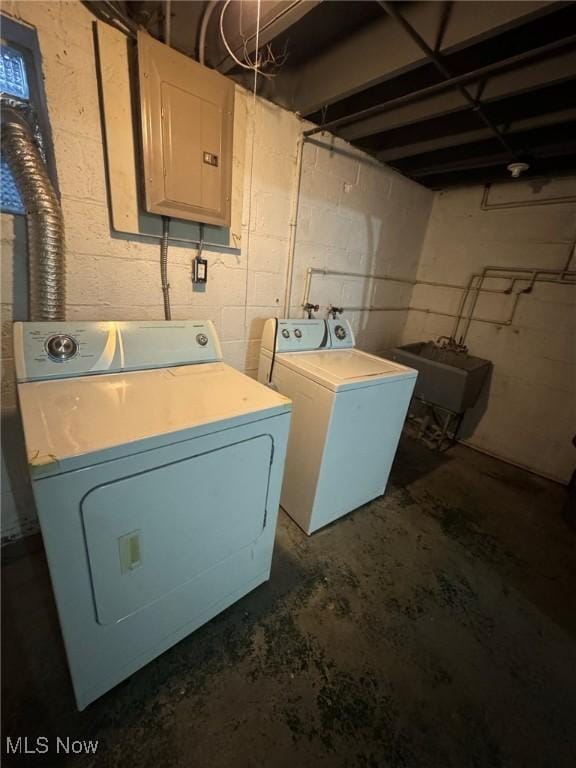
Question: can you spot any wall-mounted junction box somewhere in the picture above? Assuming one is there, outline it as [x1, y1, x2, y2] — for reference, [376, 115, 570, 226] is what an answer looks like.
[137, 31, 234, 227]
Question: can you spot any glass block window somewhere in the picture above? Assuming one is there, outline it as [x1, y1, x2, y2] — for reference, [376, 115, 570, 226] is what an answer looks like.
[1, 44, 29, 214]
[0, 44, 30, 99]
[1, 157, 24, 214]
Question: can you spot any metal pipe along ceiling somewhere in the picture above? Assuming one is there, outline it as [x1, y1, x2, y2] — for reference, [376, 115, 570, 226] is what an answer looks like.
[1, 108, 66, 321]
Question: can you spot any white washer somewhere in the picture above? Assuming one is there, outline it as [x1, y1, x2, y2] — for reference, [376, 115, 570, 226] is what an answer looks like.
[14, 320, 291, 710]
[258, 318, 416, 535]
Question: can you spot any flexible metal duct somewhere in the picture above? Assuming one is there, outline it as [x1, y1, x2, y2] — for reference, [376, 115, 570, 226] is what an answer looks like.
[160, 215, 171, 320]
[1, 103, 65, 320]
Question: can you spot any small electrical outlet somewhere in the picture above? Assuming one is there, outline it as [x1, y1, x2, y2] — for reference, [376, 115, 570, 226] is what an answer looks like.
[193, 256, 208, 284]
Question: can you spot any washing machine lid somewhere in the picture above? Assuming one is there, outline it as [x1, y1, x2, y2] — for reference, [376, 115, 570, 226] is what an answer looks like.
[17, 362, 291, 478]
[277, 349, 417, 392]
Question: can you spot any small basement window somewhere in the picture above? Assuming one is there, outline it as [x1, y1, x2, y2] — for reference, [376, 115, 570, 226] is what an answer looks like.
[0, 15, 57, 215]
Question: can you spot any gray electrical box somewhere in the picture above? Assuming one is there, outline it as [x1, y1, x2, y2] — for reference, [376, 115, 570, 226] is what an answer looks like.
[137, 32, 234, 227]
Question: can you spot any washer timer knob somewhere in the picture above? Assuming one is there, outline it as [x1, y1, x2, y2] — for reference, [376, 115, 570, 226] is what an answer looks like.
[281, 329, 290, 339]
[334, 325, 347, 340]
[196, 333, 209, 346]
[45, 334, 78, 361]
[294, 328, 302, 339]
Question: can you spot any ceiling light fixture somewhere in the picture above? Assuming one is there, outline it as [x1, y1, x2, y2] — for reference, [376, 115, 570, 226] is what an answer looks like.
[507, 161, 530, 178]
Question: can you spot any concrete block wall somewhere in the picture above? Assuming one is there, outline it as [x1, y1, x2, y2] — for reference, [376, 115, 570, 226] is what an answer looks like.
[400, 181, 576, 483]
[290, 137, 433, 353]
[0, 1, 432, 541]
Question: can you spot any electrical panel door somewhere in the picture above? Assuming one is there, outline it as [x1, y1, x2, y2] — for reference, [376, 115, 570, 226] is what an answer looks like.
[137, 32, 234, 227]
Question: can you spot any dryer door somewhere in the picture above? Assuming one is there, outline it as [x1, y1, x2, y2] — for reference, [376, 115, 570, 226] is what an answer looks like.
[82, 435, 272, 625]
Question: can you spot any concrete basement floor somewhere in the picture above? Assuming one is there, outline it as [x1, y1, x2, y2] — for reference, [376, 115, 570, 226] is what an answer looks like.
[2, 436, 576, 768]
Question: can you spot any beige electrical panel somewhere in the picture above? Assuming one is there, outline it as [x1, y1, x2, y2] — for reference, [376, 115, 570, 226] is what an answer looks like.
[137, 32, 234, 227]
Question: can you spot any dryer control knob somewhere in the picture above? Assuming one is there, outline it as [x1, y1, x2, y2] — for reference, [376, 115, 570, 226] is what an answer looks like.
[281, 329, 290, 339]
[196, 333, 209, 346]
[45, 334, 78, 361]
[294, 329, 302, 339]
[334, 325, 347, 340]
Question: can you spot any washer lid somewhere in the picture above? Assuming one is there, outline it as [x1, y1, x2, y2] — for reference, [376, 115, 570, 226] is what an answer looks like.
[17, 362, 291, 478]
[277, 349, 417, 392]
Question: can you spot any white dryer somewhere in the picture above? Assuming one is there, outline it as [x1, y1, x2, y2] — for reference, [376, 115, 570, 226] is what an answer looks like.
[14, 320, 291, 710]
[258, 318, 416, 535]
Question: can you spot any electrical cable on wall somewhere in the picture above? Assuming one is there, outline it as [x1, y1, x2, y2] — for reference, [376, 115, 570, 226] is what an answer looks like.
[193, 224, 208, 284]
[219, 0, 280, 77]
[268, 318, 279, 384]
[160, 215, 171, 320]
[239, 0, 262, 336]
[220, 0, 261, 72]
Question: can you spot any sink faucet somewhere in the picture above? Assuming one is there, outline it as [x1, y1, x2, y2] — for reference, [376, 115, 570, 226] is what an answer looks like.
[328, 305, 343, 319]
[303, 303, 319, 319]
[436, 335, 468, 355]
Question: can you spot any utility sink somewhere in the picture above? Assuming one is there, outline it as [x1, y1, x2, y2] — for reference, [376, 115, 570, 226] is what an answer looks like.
[391, 342, 492, 413]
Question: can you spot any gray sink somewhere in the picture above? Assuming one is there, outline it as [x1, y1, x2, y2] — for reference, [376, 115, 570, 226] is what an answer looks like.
[391, 342, 492, 413]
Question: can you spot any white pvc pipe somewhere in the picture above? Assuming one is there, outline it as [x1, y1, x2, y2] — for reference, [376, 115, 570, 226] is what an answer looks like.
[283, 134, 305, 316]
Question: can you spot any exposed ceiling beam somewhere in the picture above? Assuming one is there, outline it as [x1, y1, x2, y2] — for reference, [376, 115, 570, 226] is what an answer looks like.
[406, 137, 576, 178]
[414, 155, 576, 189]
[410, 152, 522, 177]
[304, 33, 576, 138]
[277, 1, 558, 115]
[376, 109, 576, 162]
[339, 49, 576, 143]
[377, 0, 521, 161]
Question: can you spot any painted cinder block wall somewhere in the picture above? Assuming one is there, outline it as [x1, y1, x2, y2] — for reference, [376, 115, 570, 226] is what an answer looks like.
[400, 182, 576, 483]
[0, 0, 433, 541]
[290, 137, 432, 353]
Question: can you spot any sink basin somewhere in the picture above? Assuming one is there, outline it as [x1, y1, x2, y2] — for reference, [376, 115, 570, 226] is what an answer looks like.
[391, 342, 492, 413]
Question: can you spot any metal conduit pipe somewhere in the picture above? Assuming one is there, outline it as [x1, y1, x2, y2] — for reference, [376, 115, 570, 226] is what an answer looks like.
[1, 108, 65, 321]
[164, 0, 172, 46]
[457, 266, 576, 342]
[325, 304, 508, 326]
[305, 266, 576, 335]
[303, 266, 512, 299]
[481, 183, 576, 210]
[160, 216, 171, 320]
[452, 271, 517, 340]
[303, 266, 575, 314]
[283, 134, 305, 315]
[480, 265, 576, 275]
[560, 237, 576, 279]
[301, 266, 571, 311]
[198, 0, 219, 65]
[452, 273, 480, 338]
[410, 307, 511, 326]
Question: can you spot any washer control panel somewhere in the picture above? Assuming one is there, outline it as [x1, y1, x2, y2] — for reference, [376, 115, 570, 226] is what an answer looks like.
[262, 319, 329, 354]
[14, 321, 223, 382]
[326, 318, 355, 349]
